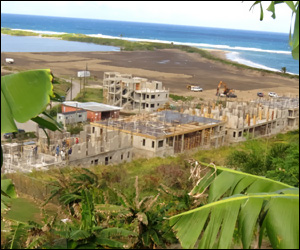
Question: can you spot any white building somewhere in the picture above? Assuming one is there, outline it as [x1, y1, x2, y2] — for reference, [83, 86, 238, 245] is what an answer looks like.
[57, 110, 87, 126]
[103, 72, 169, 112]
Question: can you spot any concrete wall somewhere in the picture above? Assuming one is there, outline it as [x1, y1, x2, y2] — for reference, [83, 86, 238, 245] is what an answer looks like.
[132, 135, 174, 158]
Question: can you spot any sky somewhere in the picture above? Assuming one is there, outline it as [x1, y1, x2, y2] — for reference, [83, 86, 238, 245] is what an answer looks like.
[1, 1, 295, 33]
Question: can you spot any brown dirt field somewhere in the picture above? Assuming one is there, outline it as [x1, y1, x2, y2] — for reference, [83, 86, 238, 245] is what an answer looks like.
[1, 49, 299, 102]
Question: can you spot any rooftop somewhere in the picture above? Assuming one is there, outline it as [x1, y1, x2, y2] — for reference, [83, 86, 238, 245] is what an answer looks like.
[63, 101, 122, 112]
[93, 110, 222, 139]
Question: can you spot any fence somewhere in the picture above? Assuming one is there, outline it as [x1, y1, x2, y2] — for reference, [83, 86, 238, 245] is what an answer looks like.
[4, 173, 60, 205]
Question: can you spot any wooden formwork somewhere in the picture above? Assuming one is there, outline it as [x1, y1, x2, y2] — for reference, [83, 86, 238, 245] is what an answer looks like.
[183, 131, 202, 151]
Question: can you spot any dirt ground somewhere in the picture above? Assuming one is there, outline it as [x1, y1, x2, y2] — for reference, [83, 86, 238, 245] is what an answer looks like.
[1, 49, 299, 102]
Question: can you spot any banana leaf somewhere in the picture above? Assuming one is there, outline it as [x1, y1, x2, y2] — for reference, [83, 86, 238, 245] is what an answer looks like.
[170, 189, 299, 249]
[1, 69, 54, 133]
[190, 162, 293, 203]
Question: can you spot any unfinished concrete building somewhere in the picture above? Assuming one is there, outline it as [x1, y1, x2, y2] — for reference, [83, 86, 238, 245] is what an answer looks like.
[180, 97, 299, 143]
[103, 72, 169, 112]
[2, 96, 298, 174]
[2, 124, 132, 173]
[91, 110, 226, 158]
[223, 97, 299, 143]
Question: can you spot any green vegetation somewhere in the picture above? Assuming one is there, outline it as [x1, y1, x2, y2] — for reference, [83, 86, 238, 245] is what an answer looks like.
[52, 76, 71, 97]
[226, 130, 299, 187]
[169, 94, 194, 102]
[250, 1, 299, 60]
[1, 27, 39, 36]
[49, 103, 62, 117]
[66, 123, 84, 135]
[74, 88, 103, 102]
[169, 162, 298, 249]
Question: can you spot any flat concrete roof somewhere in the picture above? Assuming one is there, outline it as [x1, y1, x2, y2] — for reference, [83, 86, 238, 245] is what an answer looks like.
[93, 110, 223, 138]
[63, 101, 122, 112]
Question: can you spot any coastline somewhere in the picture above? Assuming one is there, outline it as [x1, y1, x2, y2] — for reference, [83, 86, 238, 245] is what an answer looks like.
[2, 28, 298, 76]
[1, 49, 298, 103]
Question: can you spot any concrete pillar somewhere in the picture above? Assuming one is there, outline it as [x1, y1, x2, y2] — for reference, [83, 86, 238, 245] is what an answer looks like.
[259, 109, 262, 120]
[201, 130, 204, 147]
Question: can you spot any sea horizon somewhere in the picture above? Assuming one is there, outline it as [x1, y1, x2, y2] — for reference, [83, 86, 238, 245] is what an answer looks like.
[1, 13, 299, 75]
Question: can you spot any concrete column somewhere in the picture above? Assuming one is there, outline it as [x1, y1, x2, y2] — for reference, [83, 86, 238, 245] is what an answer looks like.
[201, 130, 204, 147]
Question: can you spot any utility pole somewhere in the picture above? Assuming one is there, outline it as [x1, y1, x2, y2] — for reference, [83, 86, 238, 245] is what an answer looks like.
[70, 78, 72, 100]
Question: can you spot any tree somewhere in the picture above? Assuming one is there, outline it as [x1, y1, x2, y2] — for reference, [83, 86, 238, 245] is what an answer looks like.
[281, 66, 287, 73]
[169, 161, 299, 249]
[249, 1, 299, 60]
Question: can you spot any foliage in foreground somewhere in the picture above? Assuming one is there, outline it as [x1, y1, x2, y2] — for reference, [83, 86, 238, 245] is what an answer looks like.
[170, 161, 299, 249]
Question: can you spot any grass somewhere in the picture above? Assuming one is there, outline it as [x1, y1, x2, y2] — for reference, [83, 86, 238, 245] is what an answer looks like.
[52, 76, 71, 97]
[169, 94, 194, 102]
[74, 88, 103, 102]
[1, 27, 39, 36]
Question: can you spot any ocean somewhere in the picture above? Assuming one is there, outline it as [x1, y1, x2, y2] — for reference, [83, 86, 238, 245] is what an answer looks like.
[1, 13, 299, 75]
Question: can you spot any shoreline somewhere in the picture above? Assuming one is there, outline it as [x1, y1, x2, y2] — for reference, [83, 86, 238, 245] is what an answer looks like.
[1, 49, 298, 103]
[2, 28, 298, 76]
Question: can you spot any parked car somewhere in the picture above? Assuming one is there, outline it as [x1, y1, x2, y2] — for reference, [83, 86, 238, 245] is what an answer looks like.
[268, 92, 278, 98]
[257, 92, 264, 97]
[4, 129, 25, 139]
[191, 86, 203, 92]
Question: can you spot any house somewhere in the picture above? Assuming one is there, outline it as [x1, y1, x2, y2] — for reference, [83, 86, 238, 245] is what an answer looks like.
[61, 101, 121, 122]
[57, 110, 87, 126]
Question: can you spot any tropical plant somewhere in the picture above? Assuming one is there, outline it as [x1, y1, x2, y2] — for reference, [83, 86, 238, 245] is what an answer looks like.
[226, 137, 299, 186]
[249, 1, 299, 60]
[43, 169, 137, 249]
[169, 161, 299, 249]
[96, 176, 176, 248]
[281, 66, 287, 73]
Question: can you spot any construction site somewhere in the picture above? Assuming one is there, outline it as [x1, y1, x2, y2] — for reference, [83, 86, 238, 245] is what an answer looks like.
[2, 96, 298, 174]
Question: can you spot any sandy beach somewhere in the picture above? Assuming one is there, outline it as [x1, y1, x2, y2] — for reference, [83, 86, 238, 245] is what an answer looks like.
[1, 49, 299, 102]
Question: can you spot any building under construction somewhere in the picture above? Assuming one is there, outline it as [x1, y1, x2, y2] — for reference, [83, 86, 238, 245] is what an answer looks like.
[91, 110, 226, 158]
[180, 97, 299, 143]
[103, 72, 169, 112]
[2, 124, 133, 173]
[2, 97, 298, 173]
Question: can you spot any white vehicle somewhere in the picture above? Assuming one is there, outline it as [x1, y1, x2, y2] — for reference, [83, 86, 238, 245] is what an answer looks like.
[268, 92, 278, 98]
[5, 58, 14, 64]
[191, 86, 203, 92]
